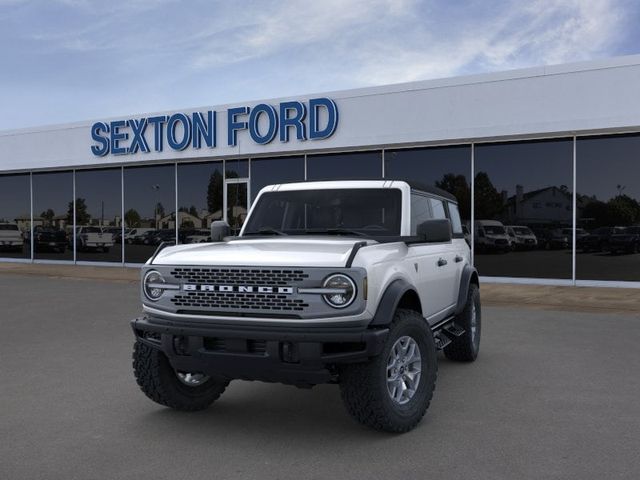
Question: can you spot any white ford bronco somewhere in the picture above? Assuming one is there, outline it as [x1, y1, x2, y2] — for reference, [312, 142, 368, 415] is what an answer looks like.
[131, 180, 480, 432]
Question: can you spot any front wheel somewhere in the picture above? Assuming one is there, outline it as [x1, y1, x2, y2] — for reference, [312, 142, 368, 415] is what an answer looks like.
[132, 341, 229, 411]
[339, 309, 437, 433]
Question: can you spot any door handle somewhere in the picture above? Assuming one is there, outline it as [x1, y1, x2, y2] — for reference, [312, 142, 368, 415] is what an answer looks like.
[437, 258, 448, 267]
[455, 255, 464, 263]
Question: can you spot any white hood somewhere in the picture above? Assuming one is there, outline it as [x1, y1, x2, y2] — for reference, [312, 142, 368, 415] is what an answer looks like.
[151, 236, 373, 267]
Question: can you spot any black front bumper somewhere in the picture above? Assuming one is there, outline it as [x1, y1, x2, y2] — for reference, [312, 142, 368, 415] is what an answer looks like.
[131, 316, 388, 386]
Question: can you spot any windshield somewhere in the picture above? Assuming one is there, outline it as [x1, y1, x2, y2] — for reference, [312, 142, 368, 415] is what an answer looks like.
[0, 224, 18, 231]
[484, 226, 505, 235]
[512, 227, 532, 235]
[243, 189, 402, 237]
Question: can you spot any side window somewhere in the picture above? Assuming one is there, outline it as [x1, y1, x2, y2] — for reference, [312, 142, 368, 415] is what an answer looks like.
[410, 194, 432, 234]
[429, 198, 447, 219]
[448, 202, 463, 234]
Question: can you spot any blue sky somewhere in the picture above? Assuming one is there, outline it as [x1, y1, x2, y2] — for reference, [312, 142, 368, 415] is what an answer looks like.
[0, 0, 638, 130]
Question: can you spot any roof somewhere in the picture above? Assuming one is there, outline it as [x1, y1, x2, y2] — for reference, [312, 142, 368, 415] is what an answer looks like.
[260, 180, 458, 203]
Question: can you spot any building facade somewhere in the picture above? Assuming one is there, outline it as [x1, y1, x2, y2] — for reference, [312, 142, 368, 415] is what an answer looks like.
[1, 56, 640, 287]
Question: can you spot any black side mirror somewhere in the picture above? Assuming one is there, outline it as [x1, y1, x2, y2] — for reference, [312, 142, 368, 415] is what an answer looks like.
[416, 219, 452, 243]
[210, 220, 231, 242]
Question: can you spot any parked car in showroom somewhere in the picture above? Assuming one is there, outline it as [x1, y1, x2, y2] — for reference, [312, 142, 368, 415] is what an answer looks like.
[75, 226, 114, 252]
[608, 226, 640, 254]
[533, 228, 569, 250]
[506, 225, 538, 250]
[0, 223, 24, 252]
[579, 226, 627, 252]
[131, 180, 481, 433]
[32, 226, 67, 252]
[474, 220, 511, 252]
[184, 229, 211, 244]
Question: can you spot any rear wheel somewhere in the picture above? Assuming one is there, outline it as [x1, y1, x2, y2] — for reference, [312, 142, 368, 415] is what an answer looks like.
[132, 341, 229, 411]
[444, 284, 481, 362]
[339, 309, 437, 433]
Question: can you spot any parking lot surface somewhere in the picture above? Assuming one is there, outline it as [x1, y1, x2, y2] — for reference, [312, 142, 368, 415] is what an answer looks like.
[1, 274, 639, 480]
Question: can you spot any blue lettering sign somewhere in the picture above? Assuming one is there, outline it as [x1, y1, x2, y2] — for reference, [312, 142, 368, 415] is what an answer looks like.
[90, 98, 338, 156]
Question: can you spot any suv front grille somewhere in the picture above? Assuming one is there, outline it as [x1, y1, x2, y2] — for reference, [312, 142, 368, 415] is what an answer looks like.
[170, 291, 310, 312]
[170, 267, 309, 286]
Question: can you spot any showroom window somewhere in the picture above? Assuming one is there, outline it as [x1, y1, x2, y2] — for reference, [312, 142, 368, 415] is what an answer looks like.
[32, 171, 74, 261]
[473, 139, 573, 279]
[577, 133, 640, 282]
[385, 145, 472, 236]
[0, 174, 31, 259]
[307, 151, 382, 181]
[250, 156, 305, 202]
[177, 161, 223, 244]
[74, 168, 122, 263]
[123, 165, 176, 264]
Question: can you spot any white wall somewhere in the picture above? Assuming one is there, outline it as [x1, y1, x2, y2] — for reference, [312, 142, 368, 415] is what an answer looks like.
[2, 55, 640, 172]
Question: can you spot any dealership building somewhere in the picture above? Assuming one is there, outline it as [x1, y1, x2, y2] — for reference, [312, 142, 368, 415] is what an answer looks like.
[1, 55, 639, 288]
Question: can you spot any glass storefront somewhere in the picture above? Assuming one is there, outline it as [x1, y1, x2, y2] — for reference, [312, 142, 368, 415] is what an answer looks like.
[123, 165, 176, 264]
[473, 139, 574, 279]
[385, 145, 472, 241]
[177, 161, 223, 244]
[250, 156, 305, 202]
[307, 151, 382, 181]
[32, 171, 73, 261]
[577, 134, 640, 282]
[1, 135, 639, 285]
[0, 174, 30, 259]
[75, 168, 122, 263]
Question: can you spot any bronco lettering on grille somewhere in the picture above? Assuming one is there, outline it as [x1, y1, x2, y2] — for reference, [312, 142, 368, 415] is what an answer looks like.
[182, 284, 294, 294]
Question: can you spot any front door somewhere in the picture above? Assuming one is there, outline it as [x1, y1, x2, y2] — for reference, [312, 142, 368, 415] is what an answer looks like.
[225, 181, 249, 235]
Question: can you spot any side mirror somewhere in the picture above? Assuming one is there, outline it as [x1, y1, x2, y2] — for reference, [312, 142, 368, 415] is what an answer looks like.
[210, 220, 231, 242]
[416, 219, 452, 243]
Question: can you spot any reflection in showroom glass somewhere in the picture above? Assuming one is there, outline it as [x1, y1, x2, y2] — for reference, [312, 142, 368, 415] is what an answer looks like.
[32, 171, 74, 261]
[0, 174, 31, 259]
[75, 168, 122, 263]
[473, 139, 573, 279]
[124, 165, 176, 264]
[577, 134, 640, 282]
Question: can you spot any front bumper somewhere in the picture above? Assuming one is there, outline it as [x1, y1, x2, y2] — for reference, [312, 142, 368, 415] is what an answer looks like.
[131, 315, 388, 386]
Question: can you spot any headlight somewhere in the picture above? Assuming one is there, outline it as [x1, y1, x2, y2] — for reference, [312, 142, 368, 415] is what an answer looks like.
[322, 274, 356, 308]
[143, 270, 166, 301]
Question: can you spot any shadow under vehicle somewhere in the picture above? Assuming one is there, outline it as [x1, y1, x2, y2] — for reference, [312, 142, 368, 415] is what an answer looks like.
[608, 226, 640, 254]
[506, 225, 538, 250]
[32, 226, 67, 252]
[475, 220, 511, 253]
[578, 226, 626, 252]
[0, 223, 24, 252]
[532, 228, 569, 250]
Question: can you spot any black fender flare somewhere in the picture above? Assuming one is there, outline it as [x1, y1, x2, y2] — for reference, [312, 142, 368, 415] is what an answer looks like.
[370, 278, 419, 327]
[455, 265, 479, 316]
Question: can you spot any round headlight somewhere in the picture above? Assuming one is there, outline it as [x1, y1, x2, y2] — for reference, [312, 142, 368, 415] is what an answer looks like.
[143, 270, 165, 301]
[322, 274, 356, 309]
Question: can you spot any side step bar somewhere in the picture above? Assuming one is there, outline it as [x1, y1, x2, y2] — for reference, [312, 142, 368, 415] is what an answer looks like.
[431, 316, 465, 351]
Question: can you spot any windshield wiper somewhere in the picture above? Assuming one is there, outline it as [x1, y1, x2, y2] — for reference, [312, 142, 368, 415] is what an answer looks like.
[304, 228, 368, 237]
[244, 227, 287, 236]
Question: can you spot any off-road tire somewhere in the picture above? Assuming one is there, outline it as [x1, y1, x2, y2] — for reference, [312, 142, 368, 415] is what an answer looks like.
[339, 309, 437, 433]
[133, 340, 229, 411]
[444, 284, 481, 362]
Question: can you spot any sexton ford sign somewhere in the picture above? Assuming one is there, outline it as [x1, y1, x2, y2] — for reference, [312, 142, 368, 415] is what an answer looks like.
[90, 97, 338, 156]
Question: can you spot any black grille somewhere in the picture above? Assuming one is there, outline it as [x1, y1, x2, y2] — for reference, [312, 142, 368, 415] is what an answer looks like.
[171, 292, 309, 311]
[203, 337, 267, 355]
[170, 267, 309, 286]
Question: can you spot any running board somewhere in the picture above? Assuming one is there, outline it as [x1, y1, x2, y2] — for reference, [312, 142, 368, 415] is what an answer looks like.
[431, 317, 465, 350]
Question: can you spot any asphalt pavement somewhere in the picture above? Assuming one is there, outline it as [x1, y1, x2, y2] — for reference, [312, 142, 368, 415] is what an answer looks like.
[1, 274, 639, 480]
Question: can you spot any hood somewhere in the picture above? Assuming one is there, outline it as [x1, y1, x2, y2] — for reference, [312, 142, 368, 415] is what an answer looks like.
[151, 236, 374, 267]
[0, 230, 21, 239]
